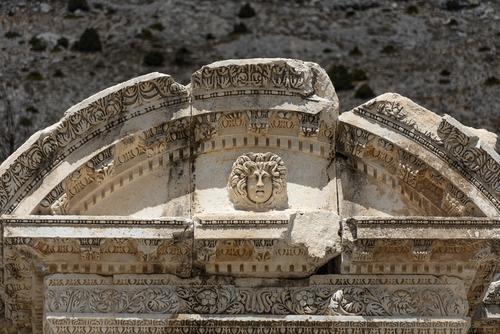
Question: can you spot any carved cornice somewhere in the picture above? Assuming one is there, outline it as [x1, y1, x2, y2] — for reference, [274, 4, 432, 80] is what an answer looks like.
[347, 217, 500, 240]
[1, 215, 189, 227]
[342, 218, 499, 281]
[191, 59, 314, 97]
[345, 94, 500, 214]
[348, 217, 500, 230]
[2, 215, 497, 332]
[337, 121, 486, 216]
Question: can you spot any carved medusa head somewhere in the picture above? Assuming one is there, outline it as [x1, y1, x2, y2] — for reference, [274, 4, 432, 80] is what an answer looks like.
[228, 152, 288, 210]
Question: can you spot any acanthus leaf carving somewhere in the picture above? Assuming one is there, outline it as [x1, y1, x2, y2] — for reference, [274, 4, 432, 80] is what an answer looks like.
[44, 276, 468, 317]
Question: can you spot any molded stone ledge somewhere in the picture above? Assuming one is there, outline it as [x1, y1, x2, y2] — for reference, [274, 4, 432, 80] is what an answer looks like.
[346, 216, 500, 240]
[193, 212, 291, 239]
[2, 215, 191, 239]
[192, 211, 341, 277]
[44, 315, 471, 334]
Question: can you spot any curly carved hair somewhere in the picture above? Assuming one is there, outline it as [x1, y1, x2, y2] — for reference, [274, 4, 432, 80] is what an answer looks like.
[228, 152, 287, 210]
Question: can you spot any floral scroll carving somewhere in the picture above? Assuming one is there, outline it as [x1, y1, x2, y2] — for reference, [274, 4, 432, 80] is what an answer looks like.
[45, 283, 467, 317]
[191, 61, 312, 96]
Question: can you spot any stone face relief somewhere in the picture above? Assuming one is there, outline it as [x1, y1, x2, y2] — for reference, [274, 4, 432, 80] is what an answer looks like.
[228, 152, 288, 211]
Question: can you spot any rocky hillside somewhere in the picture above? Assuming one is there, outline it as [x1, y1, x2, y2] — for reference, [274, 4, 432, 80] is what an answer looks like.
[1, 0, 499, 161]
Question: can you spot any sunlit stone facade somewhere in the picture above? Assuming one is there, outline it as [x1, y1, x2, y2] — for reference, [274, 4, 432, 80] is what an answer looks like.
[0, 59, 498, 333]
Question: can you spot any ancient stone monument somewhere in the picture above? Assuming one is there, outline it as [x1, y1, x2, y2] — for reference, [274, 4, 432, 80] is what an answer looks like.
[0, 58, 498, 334]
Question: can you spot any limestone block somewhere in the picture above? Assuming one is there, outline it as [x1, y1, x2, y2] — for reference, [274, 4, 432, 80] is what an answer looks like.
[289, 211, 341, 259]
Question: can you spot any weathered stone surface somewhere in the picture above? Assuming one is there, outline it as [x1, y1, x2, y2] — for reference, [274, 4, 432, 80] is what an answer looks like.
[0, 58, 498, 333]
[290, 211, 341, 259]
[44, 274, 468, 317]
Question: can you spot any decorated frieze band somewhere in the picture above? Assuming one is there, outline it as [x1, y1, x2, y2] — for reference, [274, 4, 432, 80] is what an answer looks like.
[194, 239, 318, 276]
[196, 218, 289, 227]
[191, 59, 314, 97]
[44, 317, 470, 334]
[44, 274, 467, 317]
[1, 216, 189, 226]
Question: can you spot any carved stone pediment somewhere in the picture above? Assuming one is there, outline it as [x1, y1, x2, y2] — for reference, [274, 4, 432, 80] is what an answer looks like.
[0, 58, 499, 333]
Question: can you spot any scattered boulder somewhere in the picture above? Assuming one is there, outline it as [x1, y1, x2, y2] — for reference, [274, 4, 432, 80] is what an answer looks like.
[327, 65, 353, 91]
[174, 47, 193, 66]
[67, 0, 90, 13]
[354, 83, 375, 99]
[233, 23, 249, 34]
[34, 33, 61, 50]
[143, 51, 164, 67]
[72, 28, 102, 52]
[238, 3, 256, 18]
[40, 3, 52, 13]
[484, 76, 500, 86]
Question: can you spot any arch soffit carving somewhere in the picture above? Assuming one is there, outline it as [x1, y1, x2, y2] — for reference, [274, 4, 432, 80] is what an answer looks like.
[0, 59, 338, 215]
[338, 93, 500, 217]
